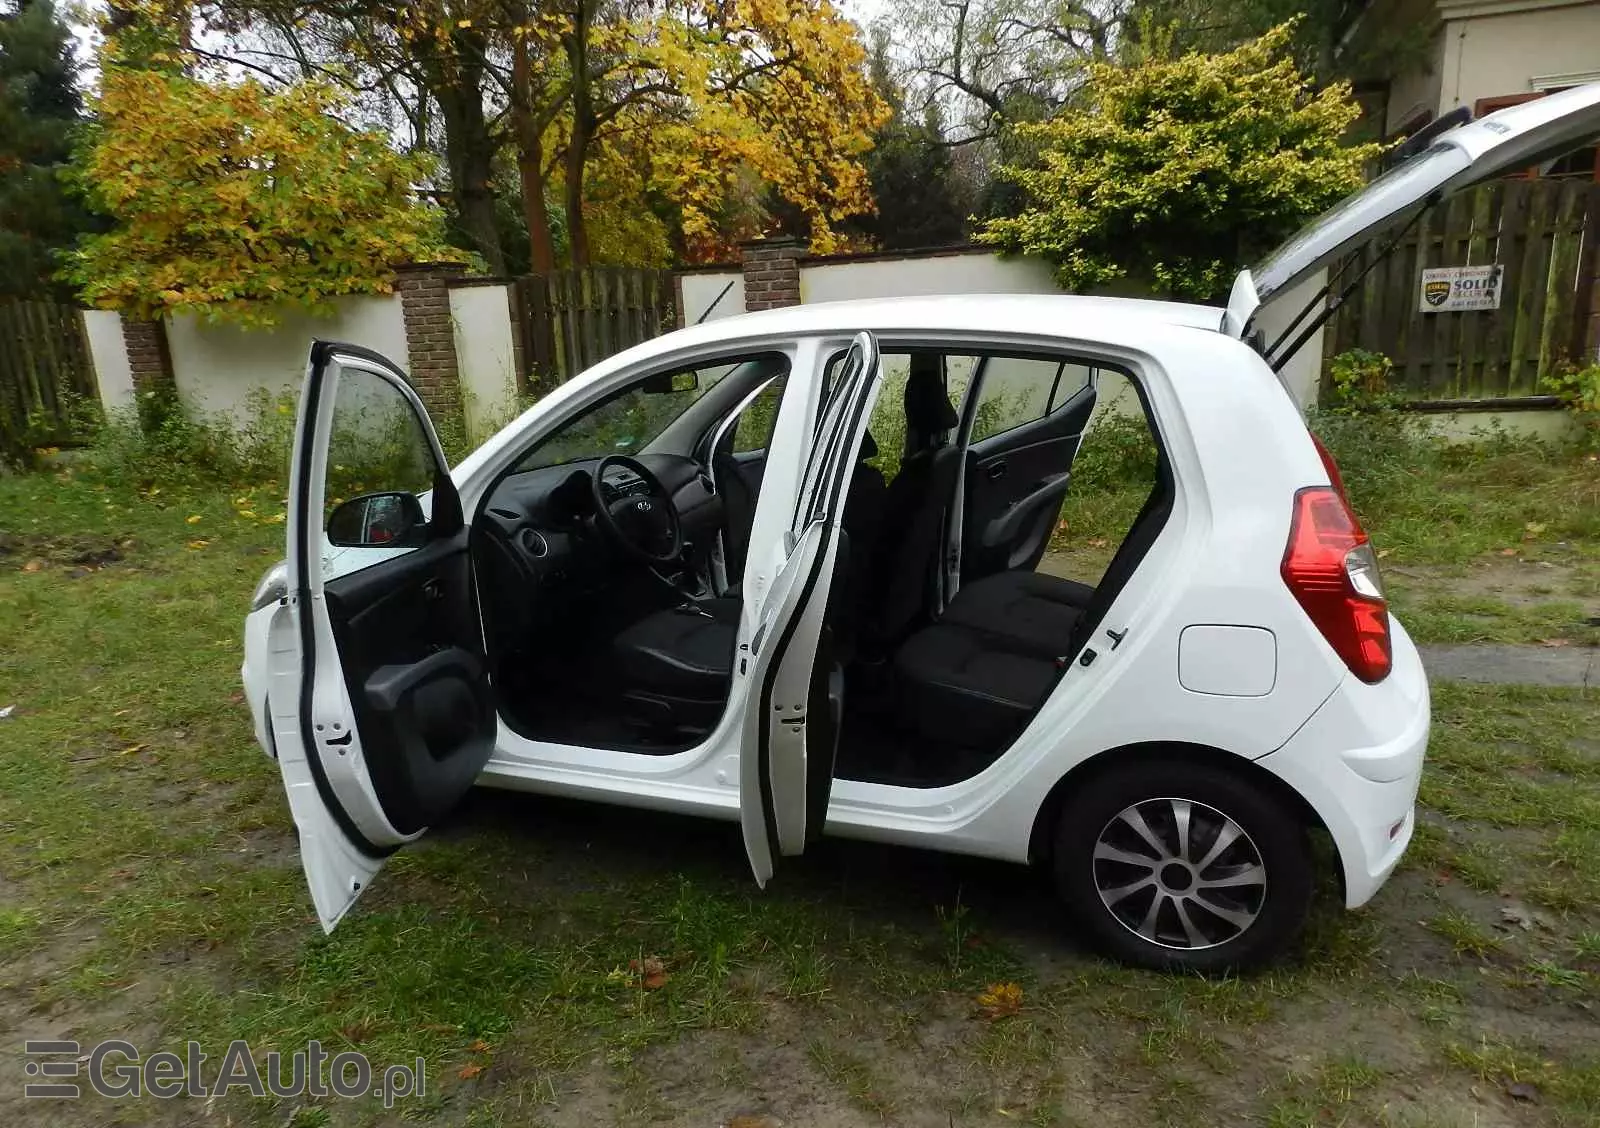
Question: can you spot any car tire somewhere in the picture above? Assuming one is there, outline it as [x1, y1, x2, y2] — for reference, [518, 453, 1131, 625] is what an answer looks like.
[1053, 759, 1313, 973]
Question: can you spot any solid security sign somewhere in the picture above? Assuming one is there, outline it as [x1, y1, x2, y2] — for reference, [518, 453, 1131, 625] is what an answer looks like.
[1419, 265, 1503, 312]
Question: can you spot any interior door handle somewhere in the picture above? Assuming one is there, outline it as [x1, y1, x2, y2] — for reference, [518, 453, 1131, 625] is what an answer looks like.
[986, 462, 1008, 480]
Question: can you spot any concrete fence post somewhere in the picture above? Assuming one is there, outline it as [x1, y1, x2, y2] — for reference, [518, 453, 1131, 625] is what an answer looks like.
[394, 262, 468, 420]
[740, 236, 804, 311]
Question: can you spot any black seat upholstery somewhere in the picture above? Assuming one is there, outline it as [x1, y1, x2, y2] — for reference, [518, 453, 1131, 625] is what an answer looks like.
[941, 571, 1095, 659]
[609, 605, 738, 703]
[860, 355, 963, 651]
[893, 623, 1059, 750]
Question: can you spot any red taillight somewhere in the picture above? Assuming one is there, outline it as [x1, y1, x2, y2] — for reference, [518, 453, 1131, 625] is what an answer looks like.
[1281, 487, 1392, 683]
[1309, 432, 1348, 503]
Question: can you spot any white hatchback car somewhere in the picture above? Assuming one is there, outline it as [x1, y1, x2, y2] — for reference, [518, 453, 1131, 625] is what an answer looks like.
[243, 86, 1600, 970]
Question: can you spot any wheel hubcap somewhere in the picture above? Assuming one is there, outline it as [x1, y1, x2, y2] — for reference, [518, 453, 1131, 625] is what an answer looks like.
[1092, 797, 1267, 951]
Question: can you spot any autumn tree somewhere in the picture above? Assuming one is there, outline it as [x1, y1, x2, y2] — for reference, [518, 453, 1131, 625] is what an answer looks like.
[0, 0, 93, 298]
[977, 24, 1379, 300]
[67, 70, 457, 324]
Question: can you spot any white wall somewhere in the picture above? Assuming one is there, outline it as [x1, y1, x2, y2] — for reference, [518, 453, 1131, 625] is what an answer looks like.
[167, 294, 409, 421]
[679, 271, 744, 325]
[799, 250, 1059, 303]
[449, 283, 519, 440]
[1438, 2, 1600, 112]
[81, 309, 136, 414]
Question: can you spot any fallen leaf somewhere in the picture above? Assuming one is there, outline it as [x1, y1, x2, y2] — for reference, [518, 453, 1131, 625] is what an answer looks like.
[118, 743, 147, 756]
[1087, 537, 1108, 548]
[1537, 638, 1571, 648]
[725, 1116, 782, 1128]
[1506, 1081, 1540, 1103]
[340, 1020, 377, 1042]
[467, 1039, 491, 1053]
[1499, 548, 1518, 557]
[457, 1063, 484, 1080]
[1377, 549, 1391, 559]
[975, 982, 1023, 1021]
[186, 515, 203, 524]
[628, 955, 669, 990]
[22, 559, 43, 572]
[186, 539, 209, 550]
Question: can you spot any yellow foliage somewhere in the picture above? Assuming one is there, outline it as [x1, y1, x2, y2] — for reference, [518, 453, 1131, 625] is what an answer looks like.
[66, 70, 456, 325]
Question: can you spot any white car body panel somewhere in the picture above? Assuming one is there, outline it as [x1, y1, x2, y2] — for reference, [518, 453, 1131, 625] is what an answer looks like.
[239, 295, 1428, 917]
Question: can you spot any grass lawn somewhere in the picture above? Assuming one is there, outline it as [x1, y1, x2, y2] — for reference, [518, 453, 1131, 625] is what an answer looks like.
[1, 437, 1597, 1127]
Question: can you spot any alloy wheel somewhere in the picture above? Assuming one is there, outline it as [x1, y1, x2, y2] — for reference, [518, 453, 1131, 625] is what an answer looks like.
[1091, 797, 1267, 951]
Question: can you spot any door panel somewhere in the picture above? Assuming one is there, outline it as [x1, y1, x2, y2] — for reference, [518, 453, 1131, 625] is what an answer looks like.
[963, 378, 1098, 581]
[278, 341, 494, 931]
[740, 332, 880, 883]
[324, 534, 493, 836]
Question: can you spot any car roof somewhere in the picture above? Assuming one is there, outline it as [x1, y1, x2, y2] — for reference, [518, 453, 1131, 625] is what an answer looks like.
[673, 294, 1226, 348]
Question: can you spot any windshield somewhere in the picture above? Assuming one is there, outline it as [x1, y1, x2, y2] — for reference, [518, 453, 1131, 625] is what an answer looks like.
[514, 355, 788, 471]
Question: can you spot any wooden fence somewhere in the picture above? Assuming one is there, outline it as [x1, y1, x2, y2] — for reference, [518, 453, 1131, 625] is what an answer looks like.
[513, 267, 676, 388]
[0, 299, 97, 462]
[1324, 179, 1600, 401]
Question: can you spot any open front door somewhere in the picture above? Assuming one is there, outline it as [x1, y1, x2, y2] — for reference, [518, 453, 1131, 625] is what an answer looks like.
[272, 341, 495, 931]
[740, 332, 881, 885]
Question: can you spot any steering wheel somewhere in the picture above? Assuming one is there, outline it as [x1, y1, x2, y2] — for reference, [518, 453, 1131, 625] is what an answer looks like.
[590, 455, 684, 565]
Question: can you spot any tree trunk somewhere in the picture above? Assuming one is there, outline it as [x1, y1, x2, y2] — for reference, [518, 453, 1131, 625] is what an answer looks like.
[511, 37, 556, 275]
[428, 44, 506, 275]
[563, 8, 593, 268]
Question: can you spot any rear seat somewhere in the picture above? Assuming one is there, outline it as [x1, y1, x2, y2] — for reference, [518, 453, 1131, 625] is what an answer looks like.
[939, 571, 1093, 659]
[891, 570, 1093, 750]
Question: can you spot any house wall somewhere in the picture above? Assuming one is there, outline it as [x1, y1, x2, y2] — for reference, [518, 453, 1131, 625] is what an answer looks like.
[166, 294, 410, 422]
[798, 249, 1059, 303]
[448, 283, 519, 441]
[1385, 28, 1447, 134]
[1437, 1, 1600, 111]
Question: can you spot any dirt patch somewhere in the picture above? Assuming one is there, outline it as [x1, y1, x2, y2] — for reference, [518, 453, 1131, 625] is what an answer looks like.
[1389, 557, 1600, 616]
[0, 531, 136, 573]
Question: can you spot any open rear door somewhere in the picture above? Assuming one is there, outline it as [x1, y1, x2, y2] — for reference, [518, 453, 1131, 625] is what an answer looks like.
[270, 342, 496, 930]
[740, 332, 881, 885]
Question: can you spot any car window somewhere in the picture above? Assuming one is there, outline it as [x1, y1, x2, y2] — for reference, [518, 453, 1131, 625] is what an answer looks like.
[732, 376, 787, 453]
[515, 355, 785, 471]
[321, 366, 440, 583]
[969, 357, 1064, 443]
[1050, 363, 1096, 412]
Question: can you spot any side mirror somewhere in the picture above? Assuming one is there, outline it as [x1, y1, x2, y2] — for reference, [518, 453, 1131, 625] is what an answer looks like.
[326, 491, 427, 548]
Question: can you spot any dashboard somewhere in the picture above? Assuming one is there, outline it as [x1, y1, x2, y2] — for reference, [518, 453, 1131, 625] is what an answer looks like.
[474, 453, 722, 597]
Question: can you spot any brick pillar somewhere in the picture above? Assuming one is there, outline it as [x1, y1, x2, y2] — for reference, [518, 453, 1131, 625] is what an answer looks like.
[394, 262, 467, 419]
[121, 318, 173, 395]
[120, 317, 176, 429]
[740, 236, 803, 311]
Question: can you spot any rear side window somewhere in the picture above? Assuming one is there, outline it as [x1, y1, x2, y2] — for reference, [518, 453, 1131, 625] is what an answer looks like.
[970, 357, 1098, 443]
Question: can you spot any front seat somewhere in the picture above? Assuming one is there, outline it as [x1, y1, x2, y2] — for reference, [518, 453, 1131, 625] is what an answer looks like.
[609, 433, 884, 731]
[858, 354, 963, 653]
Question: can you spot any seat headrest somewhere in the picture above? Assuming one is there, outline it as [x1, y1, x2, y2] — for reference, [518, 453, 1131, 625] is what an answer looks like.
[904, 354, 959, 436]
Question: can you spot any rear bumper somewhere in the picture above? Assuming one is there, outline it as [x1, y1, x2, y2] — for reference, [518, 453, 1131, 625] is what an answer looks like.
[1257, 618, 1429, 908]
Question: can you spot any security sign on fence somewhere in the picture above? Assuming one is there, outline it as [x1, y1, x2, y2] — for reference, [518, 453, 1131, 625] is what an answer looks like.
[1419, 264, 1504, 312]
